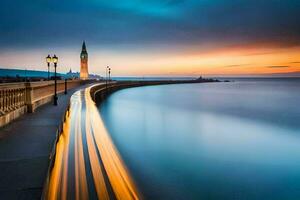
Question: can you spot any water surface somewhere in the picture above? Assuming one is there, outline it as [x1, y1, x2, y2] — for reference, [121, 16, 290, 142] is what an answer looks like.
[100, 78, 300, 199]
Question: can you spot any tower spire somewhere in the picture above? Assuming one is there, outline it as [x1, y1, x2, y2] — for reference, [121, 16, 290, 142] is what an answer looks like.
[80, 41, 88, 80]
[82, 41, 87, 52]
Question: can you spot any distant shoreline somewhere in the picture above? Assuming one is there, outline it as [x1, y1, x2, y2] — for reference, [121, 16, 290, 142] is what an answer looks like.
[1, 68, 299, 83]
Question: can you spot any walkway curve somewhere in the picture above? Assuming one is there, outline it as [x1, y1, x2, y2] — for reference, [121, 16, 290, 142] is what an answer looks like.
[45, 83, 140, 200]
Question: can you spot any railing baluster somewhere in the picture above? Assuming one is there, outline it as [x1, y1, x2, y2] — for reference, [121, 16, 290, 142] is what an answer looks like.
[8, 89, 12, 110]
[2, 90, 4, 112]
[2, 90, 4, 113]
[0, 87, 27, 114]
[0, 90, 3, 115]
[19, 89, 22, 107]
[22, 88, 25, 106]
[13, 89, 15, 108]
[15, 89, 18, 108]
[8, 90, 11, 110]
[4, 90, 7, 112]
[20, 89, 23, 107]
[11, 89, 13, 109]
[17, 89, 20, 107]
[11, 90, 13, 109]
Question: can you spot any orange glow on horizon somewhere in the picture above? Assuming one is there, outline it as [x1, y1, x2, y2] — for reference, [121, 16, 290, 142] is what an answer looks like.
[96, 45, 300, 76]
[0, 44, 299, 76]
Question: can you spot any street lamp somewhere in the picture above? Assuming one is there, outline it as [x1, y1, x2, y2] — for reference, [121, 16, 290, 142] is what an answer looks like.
[46, 55, 51, 80]
[52, 55, 58, 106]
[106, 66, 109, 90]
[108, 67, 111, 82]
[64, 78, 67, 94]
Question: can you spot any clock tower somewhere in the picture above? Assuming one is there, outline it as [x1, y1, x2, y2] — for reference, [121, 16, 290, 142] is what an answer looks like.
[80, 41, 89, 80]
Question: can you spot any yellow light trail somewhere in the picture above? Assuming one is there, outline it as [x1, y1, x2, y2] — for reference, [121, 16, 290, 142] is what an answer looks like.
[85, 86, 140, 200]
[46, 84, 140, 200]
[85, 102, 110, 200]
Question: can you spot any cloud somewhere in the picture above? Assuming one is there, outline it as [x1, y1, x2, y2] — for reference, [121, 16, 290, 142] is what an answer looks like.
[266, 71, 300, 77]
[0, 0, 300, 51]
[223, 64, 251, 68]
[266, 66, 290, 68]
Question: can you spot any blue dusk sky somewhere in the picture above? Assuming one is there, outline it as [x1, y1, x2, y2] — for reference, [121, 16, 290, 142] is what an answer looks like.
[0, 0, 300, 76]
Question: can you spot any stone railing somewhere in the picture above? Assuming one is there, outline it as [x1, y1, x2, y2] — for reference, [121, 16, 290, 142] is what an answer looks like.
[0, 80, 82, 127]
[0, 83, 26, 116]
[24, 80, 82, 112]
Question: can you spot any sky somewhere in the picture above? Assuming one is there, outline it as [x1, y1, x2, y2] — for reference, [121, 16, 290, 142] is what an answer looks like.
[0, 0, 300, 77]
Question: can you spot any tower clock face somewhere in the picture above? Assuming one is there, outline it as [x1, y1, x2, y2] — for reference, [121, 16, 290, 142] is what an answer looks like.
[81, 54, 86, 59]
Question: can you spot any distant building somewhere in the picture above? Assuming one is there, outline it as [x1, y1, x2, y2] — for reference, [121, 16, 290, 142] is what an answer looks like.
[80, 41, 89, 80]
[89, 73, 103, 80]
[66, 68, 79, 79]
[66, 68, 102, 80]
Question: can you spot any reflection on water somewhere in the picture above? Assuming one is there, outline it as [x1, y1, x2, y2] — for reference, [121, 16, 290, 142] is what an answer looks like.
[100, 79, 300, 199]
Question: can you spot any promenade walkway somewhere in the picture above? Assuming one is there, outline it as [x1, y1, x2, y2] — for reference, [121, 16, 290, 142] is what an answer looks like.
[0, 85, 87, 199]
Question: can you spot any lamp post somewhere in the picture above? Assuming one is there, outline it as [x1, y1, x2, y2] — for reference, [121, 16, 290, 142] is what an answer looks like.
[106, 66, 109, 90]
[64, 79, 67, 94]
[52, 55, 58, 106]
[108, 67, 111, 82]
[46, 55, 51, 80]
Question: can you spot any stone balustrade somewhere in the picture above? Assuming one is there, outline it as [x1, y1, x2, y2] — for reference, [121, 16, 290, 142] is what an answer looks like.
[0, 83, 26, 116]
[0, 80, 82, 127]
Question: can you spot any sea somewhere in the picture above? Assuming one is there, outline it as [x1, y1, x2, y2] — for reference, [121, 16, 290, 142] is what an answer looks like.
[99, 78, 300, 200]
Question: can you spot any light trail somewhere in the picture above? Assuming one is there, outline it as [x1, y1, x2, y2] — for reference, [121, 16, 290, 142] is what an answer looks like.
[45, 84, 140, 200]
[85, 86, 140, 200]
[85, 101, 110, 200]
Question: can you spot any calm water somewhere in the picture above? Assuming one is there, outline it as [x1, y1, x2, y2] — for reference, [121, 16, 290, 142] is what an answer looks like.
[99, 78, 300, 200]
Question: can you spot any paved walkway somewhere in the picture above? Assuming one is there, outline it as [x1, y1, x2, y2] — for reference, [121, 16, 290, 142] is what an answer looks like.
[0, 85, 87, 199]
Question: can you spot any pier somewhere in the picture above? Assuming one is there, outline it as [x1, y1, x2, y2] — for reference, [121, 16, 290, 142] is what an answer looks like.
[0, 79, 216, 199]
[0, 81, 90, 199]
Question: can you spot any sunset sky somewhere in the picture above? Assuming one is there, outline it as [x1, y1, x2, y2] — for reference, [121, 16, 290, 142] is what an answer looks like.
[0, 0, 300, 77]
